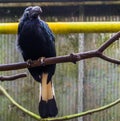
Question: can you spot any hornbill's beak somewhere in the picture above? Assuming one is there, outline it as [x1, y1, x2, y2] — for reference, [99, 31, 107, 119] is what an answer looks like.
[30, 6, 42, 18]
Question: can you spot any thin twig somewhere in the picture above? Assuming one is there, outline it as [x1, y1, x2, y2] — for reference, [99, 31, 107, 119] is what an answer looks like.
[0, 73, 27, 82]
[97, 31, 120, 52]
[48, 98, 120, 121]
[99, 54, 120, 64]
[0, 85, 41, 120]
[0, 84, 120, 121]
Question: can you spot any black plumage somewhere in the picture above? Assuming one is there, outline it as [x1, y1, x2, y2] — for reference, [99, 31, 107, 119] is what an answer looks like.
[17, 6, 58, 118]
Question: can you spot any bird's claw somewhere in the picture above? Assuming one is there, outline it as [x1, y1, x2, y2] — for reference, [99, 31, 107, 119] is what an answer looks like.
[27, 59, 33, 67]
[38, 57, 45, 66]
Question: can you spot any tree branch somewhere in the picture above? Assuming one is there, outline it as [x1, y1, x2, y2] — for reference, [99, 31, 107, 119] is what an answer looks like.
[0, 73, 27, 82]
[49, 98, 120, 121]
[0, 51, 96, 71]
[0, 84, 120, 121]
[99, 54, 120, 64]
[97, 31, 120, 52]
[1, 32, 120, 120]
[0, 32, 120, 71]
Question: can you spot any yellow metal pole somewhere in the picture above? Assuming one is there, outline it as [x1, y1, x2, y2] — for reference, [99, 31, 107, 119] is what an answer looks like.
[0, 23, 18, 34]
[0, 22, 120, 34]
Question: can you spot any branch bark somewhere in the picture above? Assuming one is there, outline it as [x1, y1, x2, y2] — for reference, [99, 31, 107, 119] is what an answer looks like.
[0, 32, 120, 71]
[97, 32, 120, 52]
[0, 73, 27, 81]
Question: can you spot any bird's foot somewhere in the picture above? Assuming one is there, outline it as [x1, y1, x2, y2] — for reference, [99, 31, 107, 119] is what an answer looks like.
[26, 59, 33, 67]
[38, 57, 45, 66]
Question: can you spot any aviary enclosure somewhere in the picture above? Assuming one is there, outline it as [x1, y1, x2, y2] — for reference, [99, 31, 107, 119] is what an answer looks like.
[0, 1, 120, 121]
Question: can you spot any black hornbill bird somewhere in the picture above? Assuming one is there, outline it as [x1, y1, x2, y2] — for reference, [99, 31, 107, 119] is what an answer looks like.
[17, 6, 58, 118]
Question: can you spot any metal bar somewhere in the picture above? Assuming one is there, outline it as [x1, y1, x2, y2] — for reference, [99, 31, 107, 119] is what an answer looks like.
[0, 1, 120, 7]
[0, 22, 120, 34]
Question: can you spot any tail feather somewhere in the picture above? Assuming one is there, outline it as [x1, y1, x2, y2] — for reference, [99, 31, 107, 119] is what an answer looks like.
[38, 73, 58, 118]
[48, 97, 58, 117]
[39, 98, 48, 118]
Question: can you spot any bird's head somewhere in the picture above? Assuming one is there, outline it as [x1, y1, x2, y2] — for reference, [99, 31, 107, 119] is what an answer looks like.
[22, 6, 42, 20]
[29, 6, 42, 18]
